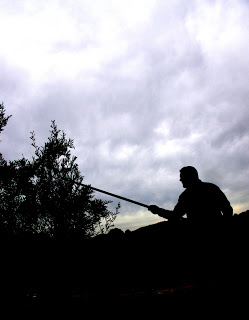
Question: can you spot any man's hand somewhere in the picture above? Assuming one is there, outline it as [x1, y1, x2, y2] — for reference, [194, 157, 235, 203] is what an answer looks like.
[148, 205, 161, 215]
[148, 205, 175, 220]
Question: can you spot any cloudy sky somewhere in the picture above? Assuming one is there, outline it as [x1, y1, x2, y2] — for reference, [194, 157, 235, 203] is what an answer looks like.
[1, 0, 249, 230]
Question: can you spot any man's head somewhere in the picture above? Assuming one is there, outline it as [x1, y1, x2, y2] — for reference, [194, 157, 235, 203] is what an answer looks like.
[180, 166, 199, 188]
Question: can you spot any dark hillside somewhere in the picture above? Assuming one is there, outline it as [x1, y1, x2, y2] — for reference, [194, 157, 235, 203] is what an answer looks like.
[1, 211, 249, 309]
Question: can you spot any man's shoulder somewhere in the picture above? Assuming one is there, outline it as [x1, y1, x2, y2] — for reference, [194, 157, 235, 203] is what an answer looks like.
[202, 181, 220, 190]
[179, 181, 220, 197]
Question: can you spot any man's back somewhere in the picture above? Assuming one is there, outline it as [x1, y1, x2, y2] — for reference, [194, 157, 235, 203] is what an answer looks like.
[175, 180, 233, 222]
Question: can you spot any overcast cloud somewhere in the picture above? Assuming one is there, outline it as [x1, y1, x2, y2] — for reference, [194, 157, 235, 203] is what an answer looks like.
[1, 0, 249, 230]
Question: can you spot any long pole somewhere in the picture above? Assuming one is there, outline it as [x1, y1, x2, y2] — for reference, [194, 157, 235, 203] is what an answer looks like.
[69, 179, 149, 208]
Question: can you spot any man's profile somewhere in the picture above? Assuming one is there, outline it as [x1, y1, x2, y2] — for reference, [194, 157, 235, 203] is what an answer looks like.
[149, 166, 233, 223]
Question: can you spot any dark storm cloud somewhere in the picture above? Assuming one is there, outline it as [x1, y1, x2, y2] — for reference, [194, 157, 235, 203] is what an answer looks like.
[1, 0, 249, 229]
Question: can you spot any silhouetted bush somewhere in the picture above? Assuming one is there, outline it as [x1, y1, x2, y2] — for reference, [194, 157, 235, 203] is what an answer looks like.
[0, 115, 118, 239]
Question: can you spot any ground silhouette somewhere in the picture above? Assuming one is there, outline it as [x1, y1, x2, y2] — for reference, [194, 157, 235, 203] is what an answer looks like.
[2, 210, 249, 310]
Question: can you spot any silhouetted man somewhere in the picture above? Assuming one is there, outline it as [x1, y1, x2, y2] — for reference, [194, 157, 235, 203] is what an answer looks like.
[149, 166, 233, 223]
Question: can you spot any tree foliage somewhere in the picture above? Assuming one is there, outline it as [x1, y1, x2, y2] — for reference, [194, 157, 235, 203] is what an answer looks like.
[0, 102, 12, 166]
[0, 115, 118, 238]
[0, 102, 12, 135]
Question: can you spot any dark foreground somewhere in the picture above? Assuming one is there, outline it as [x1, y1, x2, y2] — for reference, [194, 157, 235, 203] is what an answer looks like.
[1, 213, 249, 313]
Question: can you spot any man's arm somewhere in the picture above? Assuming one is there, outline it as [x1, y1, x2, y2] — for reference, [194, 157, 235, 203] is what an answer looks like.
[148, 201, 185, 221]
[216, 187, 233, 218]
[148, 205, 174, 219]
